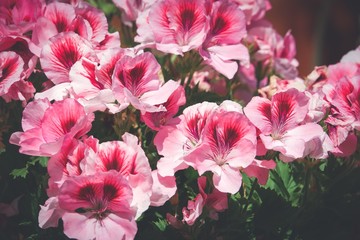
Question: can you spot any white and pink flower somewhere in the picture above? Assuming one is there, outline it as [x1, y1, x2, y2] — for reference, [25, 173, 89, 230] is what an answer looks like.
[154, 101, 218, 177]
[200, 0, 249, 79]
[58, 171, 137, 240]
[10, 98, 94, 156]
[84, 133, 153, 218]
[136, 0, 208, 55]
[244, 88, 332, 162]
[184, 109, 257, 193]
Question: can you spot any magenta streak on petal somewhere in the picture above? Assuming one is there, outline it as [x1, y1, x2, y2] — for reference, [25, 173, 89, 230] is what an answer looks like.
[271, 94, 296, 138]
[128, 64, 146, 96]
[211, 15, 228, 36]
[78, 184, 97, 203]
[100, 146, 137, 175]
[102, 183, 119, 203]
[51, 37, 81, 71]
[207, 117, 244, 164]
[179, 7, 196, 32]
[54, 14, 68, 32]
[0, 57, 18, 82]
[184, 113, 207, 149]
[82, 59, 104, 90]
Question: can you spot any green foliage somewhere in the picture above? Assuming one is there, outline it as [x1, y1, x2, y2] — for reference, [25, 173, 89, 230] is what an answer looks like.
[10, 156, 49, 179]
[265, 159, 302, 206]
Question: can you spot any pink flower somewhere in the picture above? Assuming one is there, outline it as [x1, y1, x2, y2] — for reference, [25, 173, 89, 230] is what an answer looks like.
[257, 76, 306, 99]
[323, 72, 360, 153]
[182, 176, 228, 225]
[97, 48, 135, 90]
[40, 32, 97, 85]
[200, 0, 249, 79]
[237, 63, 268, 103]
[0, 51, 25, 99]
[0, 36, 37, 103]
[113, 0, 155, 24]
[154, 102, 218, 177]
[325, 62, 358, 85]
[69, 57, 129, 113]
[140, 80, 186, 130]
[246, 20, 298, 79]
[84, 133, 153, 218]
[136, 0, 208, 55]
[58, 171, 137, 240]
[31, 2, 76, 54]
[150, 170, 177, 207]
[244, 88, 331, 161]
[0, 0, 43, 35]
[46, 136, 98, 196]
[36, 47, 134, 112]
[0, 36, 37, 76]
[31, 1, 112, 55]
[243, 159, 276, 185]
[184, 109, 257, 193]
[112, 52, 165, 113]
[232, 0, 271, 24]
[38, 197, 64, 229]
[10, 98, 94, 156]
[183, 67, 227, 95]
[182, 193, 204, 226]
[75, 3, 108, 43]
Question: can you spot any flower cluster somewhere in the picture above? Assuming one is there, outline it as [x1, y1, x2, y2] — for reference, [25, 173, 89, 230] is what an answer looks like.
[1, 0, 359, 239]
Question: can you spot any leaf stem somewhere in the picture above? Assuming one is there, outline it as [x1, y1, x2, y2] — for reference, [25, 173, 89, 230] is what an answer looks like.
[241, 178, 258, 215]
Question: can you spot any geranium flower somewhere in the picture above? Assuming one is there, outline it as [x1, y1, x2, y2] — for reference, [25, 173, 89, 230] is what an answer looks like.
[75, 3, 108, 43]
[84, 133, 153, 219]
[135, 0, 208, 55]
[245, 20, 298, 79]
[113, 0, 156, 25]
[140, 80, 186, 130]
[232, 0, 271, 24]
[154, 102, 218, 177]
[58, 171, 137, 240]
[149, 170, 177, 207]
[323, 72, 360, 155]
[0, 0, 43, 35]
[0, 51, 25, 100]
[199, 0, 249, 79]
[10, 98, 94, 156]
[244, 88, 331, 161]
[31, 1, 111, 55]
[46, 136, 99, 197]
[69, 57, 128, 113]
[31, 2, 76, 54]
[112, 52, 167, 113]
[243, 159, 276, 185]
[40, 32, 97, 85]
[184, 109, 257, 194]
[182, 176, 228, 225]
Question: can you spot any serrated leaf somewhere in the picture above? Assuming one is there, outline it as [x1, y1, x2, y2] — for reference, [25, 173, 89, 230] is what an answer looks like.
[10, 168, 28, 178]
[38, 157, 49, 167]
[265, 160, 301, 206]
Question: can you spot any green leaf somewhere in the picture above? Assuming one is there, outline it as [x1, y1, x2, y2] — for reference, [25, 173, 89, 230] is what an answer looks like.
[10, 168, 28, 178]
[38, 157, 49, 167]
[265, 160, 302, 206]
[153, 218, 168, 232]
[19, 221, 32, 226]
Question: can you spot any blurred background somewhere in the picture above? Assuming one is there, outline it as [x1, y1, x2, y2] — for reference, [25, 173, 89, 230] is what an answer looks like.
[267, 0, 360, 77]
